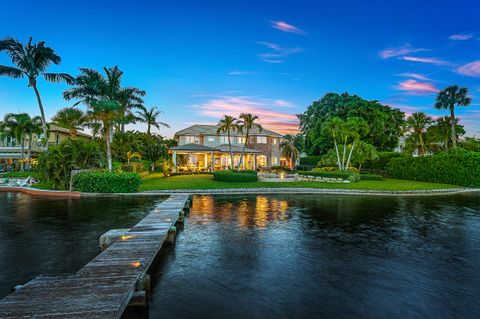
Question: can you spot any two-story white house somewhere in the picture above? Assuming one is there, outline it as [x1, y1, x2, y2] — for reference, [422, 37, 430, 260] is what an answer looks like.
[169, 125, 283, 172]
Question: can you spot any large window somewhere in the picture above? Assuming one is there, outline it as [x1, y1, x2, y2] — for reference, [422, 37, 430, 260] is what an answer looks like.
[237, 136, 246, 144]
[206, 136, 216, 143]
[256, 136, 267, 144]
[271, 157, 279, 166]
[272, 138, 277, 145]
[185, 135, 200, 144]
[257, 155, 267, 167]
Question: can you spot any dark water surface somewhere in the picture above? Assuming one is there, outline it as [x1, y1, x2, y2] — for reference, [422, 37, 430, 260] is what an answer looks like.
[150, 193, 480, 319]
[0, 192, 162, 298]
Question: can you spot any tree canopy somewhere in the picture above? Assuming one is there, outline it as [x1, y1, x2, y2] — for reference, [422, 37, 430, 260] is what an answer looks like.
[298, 92, 405, 155]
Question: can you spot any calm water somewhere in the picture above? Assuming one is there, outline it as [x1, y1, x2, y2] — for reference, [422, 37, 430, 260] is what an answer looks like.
[0, 192, 162, 298]
[150, 193, 480, 319]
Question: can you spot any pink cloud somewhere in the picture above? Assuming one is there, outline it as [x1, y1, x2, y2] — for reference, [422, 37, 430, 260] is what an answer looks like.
[396, 79, 439, 95]
[400, 56, 450, 65]
[379, 44, 427, 59]
[456, 61, 480, 77]
[396, 73, 432, 81]
[449, 34, 473, 40]
[193, 96, 299, 134]
[270, 21, 305, 35]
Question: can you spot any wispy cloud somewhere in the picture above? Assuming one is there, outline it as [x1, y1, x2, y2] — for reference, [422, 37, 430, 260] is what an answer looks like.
[456, 61, 480, 77]
[379, 44, 427, 59]
[400, 56, 451, 65]
[257, 41, 302, 63]
[396, 79, 439, 95]
[396, 73, 433, 81]
[270, 21, 305, 35]
[449, 33, 473, 40]
[192, 95, 299, 134]
[228, 70, 251, 76]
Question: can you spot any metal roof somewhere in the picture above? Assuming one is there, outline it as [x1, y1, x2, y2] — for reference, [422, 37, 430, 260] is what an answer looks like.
[174, 124, 283, 138]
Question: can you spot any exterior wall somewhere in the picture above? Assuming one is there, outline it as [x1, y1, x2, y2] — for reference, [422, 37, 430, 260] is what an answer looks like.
[176, 131, 282, 168]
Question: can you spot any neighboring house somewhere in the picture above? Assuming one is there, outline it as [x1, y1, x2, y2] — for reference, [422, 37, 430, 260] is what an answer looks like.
[170, 124, 284, 171]
[0, 124, 91, 169]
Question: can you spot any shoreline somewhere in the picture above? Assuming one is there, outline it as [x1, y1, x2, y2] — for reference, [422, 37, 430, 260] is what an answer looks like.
[2, 185, 479, 198]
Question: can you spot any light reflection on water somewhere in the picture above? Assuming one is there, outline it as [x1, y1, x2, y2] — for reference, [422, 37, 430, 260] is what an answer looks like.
[150, 193, 480, 319]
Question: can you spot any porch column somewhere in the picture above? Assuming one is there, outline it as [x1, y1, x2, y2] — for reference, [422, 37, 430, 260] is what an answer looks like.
[253, 155, 256, 170]
[173, 151, 177, 172]
[210, 151, 214, 172]
[204, 154, 208, 169]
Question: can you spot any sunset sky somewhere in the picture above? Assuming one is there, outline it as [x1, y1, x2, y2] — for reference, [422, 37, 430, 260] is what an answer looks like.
[0, 0, 479, 137]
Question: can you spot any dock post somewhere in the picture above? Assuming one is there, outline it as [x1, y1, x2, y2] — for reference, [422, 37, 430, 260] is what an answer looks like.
[166, 226, 177, 245]
[136, 274, 151, 300]
[177, 211, 185, 224]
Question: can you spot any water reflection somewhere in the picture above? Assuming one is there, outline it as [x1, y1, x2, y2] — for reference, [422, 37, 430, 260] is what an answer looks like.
[191, 195, 291, 228]
[151, 193, 480, 319]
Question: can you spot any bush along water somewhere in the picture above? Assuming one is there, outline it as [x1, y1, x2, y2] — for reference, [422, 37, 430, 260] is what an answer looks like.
[386, 150, 480, 187]
[72, 171, 141, 193]
[297, 170, 360, 182]
[213, 170, 258, 182]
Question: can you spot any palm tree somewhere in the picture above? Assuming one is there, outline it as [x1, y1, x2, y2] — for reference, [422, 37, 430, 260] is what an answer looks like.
[344, 117, 369, 170]
[51, 107, 86, 137]
[0, 37, 74, 139]
[117, 87, 146, 132]
[426, 116, 465, 151]
[64, 66, 145, 170]
[434, 85, 471, 148]
[281, 135, 299, 169]
[321, 117, 344, 170]
[135, 107, 170, 135]
[406, 112, 433, 156]
[26, 115, 42, 160]
[87, 100, 123, 170]
[217, 115, 238, 170]
[236, 113, 262, 170]
[3, 113, 39, 170]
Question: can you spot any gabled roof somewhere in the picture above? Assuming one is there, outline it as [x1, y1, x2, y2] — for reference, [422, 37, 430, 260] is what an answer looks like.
[49, 124, 92, 138]
[170, 143, 217, 152]
[174, 124, 282, 138]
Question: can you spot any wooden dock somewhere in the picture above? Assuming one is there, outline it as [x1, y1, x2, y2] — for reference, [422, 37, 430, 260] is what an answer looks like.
[0, 194, 191, 318]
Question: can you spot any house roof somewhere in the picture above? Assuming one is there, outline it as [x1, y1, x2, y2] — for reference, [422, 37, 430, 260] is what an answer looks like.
[49, 124, 92, 138]
[170, 143, 217, 152]
[169, 143, 260, 154]
[174, 124, 283, 138]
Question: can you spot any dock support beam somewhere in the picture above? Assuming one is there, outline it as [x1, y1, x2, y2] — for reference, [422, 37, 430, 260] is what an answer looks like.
[166, 226, 177, 245]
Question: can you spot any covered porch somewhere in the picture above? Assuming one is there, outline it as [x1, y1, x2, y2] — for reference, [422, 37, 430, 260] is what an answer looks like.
[169, 144, 261, 172]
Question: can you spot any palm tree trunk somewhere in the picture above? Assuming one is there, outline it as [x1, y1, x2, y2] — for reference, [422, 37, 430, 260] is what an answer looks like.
[27, 132, 33, 160]
[345, 141, 355, 171]
[32, 82, 48, 142]
[105, 125, 112, 171]
[333, 138, 341, 170]
[237, 129, 249, 171]
[147, 123, 151, 135]
[450, 107, 457, 148]
[20, 134, 25, 172]
[341, 137, 347, 171]
[228, 131, 234, 170]
[419, 133, 425, 156]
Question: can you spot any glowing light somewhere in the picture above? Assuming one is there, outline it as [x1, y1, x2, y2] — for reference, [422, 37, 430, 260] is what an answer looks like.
[130, 262, 141, 268]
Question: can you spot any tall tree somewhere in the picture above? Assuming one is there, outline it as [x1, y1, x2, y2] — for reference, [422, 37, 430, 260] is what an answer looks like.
[426, 116, 465, 151]
[405, 112, 433, 156]
[135, 107, 170, 135]
[117, 87, 146, 132]
[298, 93, 404, 155]
[434, 85, 471, 148]
[64, 66, 139, 170]
[0, 37, 74, 139]
[280, 135, 300, 169]
[3, 113, 40, 170]
[217, 115, 238, 170]
[236, 113, 262, 170]
[51, 107, 87, 137]
[26, 115, 42, 160]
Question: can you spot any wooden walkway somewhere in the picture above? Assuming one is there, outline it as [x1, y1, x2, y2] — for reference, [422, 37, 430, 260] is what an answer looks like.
[0, 194, 190, 318]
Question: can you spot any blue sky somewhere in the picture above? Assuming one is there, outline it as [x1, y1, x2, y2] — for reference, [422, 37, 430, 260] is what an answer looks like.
[1, 0, 479, 137]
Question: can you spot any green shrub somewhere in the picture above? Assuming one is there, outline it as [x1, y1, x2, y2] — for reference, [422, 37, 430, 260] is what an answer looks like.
[295, 164, 314, 171]
[386, 150, 480, 187]
[73, 171, 141, 193]
[360, 173, 384, 181]
[213, 171, 258, 182]
[298, 170, 360, 182]
[3, 171, 41, 179]
[299, 156, 322, 166]
[364, 152, 403, 170]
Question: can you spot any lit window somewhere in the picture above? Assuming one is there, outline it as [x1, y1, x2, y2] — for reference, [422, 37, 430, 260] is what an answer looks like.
[237, 137, 246, 144]
[257, 136, 267, 144]
[185, 136, 199, 144]
[207, 136, 216, 143]
[272, 138, 277, 145]
[271, 157, 279, 165]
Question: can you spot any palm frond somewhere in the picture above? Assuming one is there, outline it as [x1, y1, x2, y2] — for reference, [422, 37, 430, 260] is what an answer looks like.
[0, 65, 24, 78]
[44, 72, 75, 84]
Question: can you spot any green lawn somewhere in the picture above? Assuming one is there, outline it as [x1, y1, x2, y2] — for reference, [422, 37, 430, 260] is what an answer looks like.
[140, 173, 460, 192]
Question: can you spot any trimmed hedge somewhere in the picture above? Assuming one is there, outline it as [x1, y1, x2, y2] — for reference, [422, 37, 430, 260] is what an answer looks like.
[360, 173, 384, 181]
[73, 171, 141, 193]
[298, 170, 360, 182]
[386, 151, 480, 187]
[213, 171, 258, 182]
[364, 152, 403, 170]
[299, 156, 322, 166]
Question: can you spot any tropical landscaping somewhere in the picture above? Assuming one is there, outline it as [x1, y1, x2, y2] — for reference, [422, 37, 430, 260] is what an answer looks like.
[1, 36, 479, 193]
